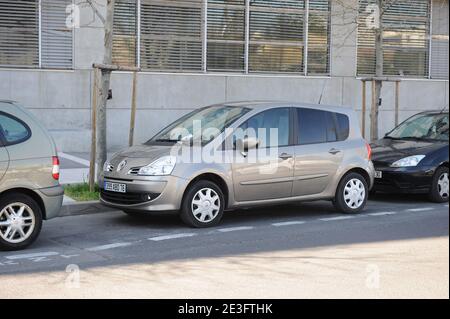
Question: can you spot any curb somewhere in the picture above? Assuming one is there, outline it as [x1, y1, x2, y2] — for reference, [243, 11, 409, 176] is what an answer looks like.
[59, 200, 116, 217]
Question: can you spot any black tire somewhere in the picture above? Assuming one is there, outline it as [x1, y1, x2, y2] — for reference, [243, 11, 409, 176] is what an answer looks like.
[0, 193, 43, 251]
[180, 180, 225, 228]
[333, 172, 369, 214]
[429, 166, 449, 203]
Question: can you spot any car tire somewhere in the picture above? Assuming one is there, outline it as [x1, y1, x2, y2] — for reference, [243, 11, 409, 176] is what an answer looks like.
[333, 172, 369, 214]
[0, 193, 43, 251]
[429, 166, 449, 203]
[180, 180, 225, 228]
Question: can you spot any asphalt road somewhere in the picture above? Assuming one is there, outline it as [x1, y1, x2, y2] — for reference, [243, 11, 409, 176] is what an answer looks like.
[0, 194, 448, 298]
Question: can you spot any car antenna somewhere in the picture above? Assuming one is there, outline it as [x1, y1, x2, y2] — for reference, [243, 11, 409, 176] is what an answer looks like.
[317, 79, 328, 104]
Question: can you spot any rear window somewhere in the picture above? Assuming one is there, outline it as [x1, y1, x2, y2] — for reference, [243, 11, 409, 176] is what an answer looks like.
[297, 109, 349, 145]
[0, 112, 31, 146]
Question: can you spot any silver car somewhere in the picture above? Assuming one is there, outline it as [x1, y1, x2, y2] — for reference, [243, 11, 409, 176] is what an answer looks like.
[100, 102, 374, 228]
[0, 101, 63, 250]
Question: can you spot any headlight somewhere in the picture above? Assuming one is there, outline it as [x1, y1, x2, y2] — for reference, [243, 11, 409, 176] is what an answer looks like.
[103, 161, 113, 172]
[137, 156, 177, 176]
[391, 155, 426, 167]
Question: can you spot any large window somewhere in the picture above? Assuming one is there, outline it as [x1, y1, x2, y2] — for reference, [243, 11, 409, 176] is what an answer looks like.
[430, 0, 449, 79]
[357, 0, 435, 78]
[0, 0, 73, 69]
[113, 0, 331, 75]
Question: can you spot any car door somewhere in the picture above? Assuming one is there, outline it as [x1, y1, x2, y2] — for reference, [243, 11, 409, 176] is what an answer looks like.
[292, 108, 344, 197]
[231, 107, 295, 202]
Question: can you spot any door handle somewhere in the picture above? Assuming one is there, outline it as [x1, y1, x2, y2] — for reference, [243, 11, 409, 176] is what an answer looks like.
[279, 153, 293, 160]
[329, 148, 341, 155]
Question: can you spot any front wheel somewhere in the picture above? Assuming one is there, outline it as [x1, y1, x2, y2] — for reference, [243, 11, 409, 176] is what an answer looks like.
[333, 173, 368, 214]
[180, 180, 225, 228]
[0, 194, 43, 251]
[429, 166, 449, 203]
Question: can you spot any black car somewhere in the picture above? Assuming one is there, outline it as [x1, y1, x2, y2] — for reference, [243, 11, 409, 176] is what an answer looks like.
[371, 110, 449, 203]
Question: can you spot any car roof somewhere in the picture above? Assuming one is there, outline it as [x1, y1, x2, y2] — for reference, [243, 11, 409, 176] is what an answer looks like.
[220, 100, 354, 114]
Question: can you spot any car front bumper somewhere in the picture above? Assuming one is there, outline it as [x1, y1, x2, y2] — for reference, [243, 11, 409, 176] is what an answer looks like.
[372, 165, 436, 194]
[99, 175, 189, 212]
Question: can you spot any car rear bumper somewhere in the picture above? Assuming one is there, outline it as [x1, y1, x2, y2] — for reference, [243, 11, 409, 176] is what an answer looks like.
[37, 185, 64, 220]
[99, 175, 188, 212]
[372, 165, 435, 194]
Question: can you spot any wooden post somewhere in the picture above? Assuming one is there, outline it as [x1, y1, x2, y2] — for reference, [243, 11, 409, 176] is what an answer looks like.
[129, 72, 138, 146]
[89, 68, 98, 192]
[395, 80, 400, 126]
[370, 80, 377, 141]
[361, 80, 366, 139]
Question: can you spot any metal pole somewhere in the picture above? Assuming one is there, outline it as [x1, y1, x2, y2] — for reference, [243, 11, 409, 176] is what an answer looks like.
[304, 0, 310, 76]
[244, 0, 250, 74]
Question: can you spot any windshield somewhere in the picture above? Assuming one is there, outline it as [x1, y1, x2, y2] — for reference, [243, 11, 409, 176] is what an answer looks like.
[387, 112, 449, 141]
[148, 105, 251, 145]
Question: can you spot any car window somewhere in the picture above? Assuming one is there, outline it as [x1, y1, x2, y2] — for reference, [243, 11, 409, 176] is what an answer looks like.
[238, 108, 290, 148]
[336, 113, 350, 141]
[297, 108, 328, 145]
[387, 113, 449, 141]
[326, 112, 338, 142]
[0, 113, 31, 145]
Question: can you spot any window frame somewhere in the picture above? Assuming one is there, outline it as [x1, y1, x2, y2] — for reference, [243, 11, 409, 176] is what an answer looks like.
[0, 111, 33, 147]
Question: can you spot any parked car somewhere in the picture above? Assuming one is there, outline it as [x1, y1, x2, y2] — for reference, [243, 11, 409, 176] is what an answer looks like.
[371, 110, 449, 202]
[100, 102, 374, 228]
[0, 100, 63, 251]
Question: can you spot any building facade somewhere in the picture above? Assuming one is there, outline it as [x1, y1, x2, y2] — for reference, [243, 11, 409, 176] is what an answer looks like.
[0, 0, 448, 152]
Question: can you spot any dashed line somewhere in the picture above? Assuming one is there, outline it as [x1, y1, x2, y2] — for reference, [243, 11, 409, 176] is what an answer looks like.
[86, 242, 133, 252]
[406, 207, 434, 212]
[319, 216, 356, 222]
[217, 226, 254, 233]
[148, 233, 197, 241]
[6, 252, 59, 260]
[368, 211, 397, 216]
[272, 221, 306, 227]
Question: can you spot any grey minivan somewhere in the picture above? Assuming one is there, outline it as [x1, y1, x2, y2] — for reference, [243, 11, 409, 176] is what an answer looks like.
[100, 102, 374, 228]
[0, 101, 63, 251]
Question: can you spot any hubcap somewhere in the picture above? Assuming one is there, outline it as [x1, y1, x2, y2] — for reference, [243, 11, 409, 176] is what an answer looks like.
[191, 188, 221, 223]
[343, 178, 366, 209]
[0, 203, 35, 244]
[438, 172, 449, 199]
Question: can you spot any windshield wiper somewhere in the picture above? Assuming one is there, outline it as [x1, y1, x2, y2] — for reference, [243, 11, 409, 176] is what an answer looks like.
[154, 138, 179, 143]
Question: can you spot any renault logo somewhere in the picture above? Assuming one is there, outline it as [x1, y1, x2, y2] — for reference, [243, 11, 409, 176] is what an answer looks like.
[117, 160, 127, 172]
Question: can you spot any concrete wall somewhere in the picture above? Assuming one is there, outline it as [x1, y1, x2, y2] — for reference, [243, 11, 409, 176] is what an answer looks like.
[0, 0, 448, 153]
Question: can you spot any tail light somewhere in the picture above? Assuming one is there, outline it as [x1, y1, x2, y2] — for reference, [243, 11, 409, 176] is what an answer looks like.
[52, 156, 60, 180]
[366, 143, 372, 161]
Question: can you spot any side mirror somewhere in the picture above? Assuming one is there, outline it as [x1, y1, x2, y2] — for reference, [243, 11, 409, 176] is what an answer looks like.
[236, 137, 259, 153]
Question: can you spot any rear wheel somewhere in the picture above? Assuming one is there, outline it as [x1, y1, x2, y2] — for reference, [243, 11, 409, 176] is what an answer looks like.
[0, 193, 43, 251]
[333, 172, 368, 214]
[180, 180, 225, 228]
[429, 166, 449, 203]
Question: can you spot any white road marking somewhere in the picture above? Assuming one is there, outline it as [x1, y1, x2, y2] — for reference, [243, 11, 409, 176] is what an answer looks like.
[319, 216, 355, 222]
[6, 252, 59, 260]
[368, 211, 397, 216]
[217, 226, 254, 233]
[272, 221, 306, 227]
[148, 233, 197, 241]
[58, 152, 91, 167]
[86, 242, 133, 252]
[406, 207, 434, 212]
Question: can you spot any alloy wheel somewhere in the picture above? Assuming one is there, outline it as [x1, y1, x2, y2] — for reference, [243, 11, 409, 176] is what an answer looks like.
[438, 172, 449, 199]
[0, 203, 36, 244]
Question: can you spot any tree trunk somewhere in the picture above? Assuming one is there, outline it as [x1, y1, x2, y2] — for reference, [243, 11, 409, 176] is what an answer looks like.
[371, 0, 384, 141]
[96, 0, 115, 182]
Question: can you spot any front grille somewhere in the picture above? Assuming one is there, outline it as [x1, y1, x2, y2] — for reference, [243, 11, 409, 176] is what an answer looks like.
[100, 190, 160, 205]
[128, 167, 141, 175]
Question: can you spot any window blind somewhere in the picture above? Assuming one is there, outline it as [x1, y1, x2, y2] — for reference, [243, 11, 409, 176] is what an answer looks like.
[113, 0, 138, 67]
[430, 0, 449, 79]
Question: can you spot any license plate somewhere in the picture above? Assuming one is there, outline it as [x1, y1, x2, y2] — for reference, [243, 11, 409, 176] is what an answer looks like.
[374, 171, 383, 179]
[104, 181, 127, 193]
